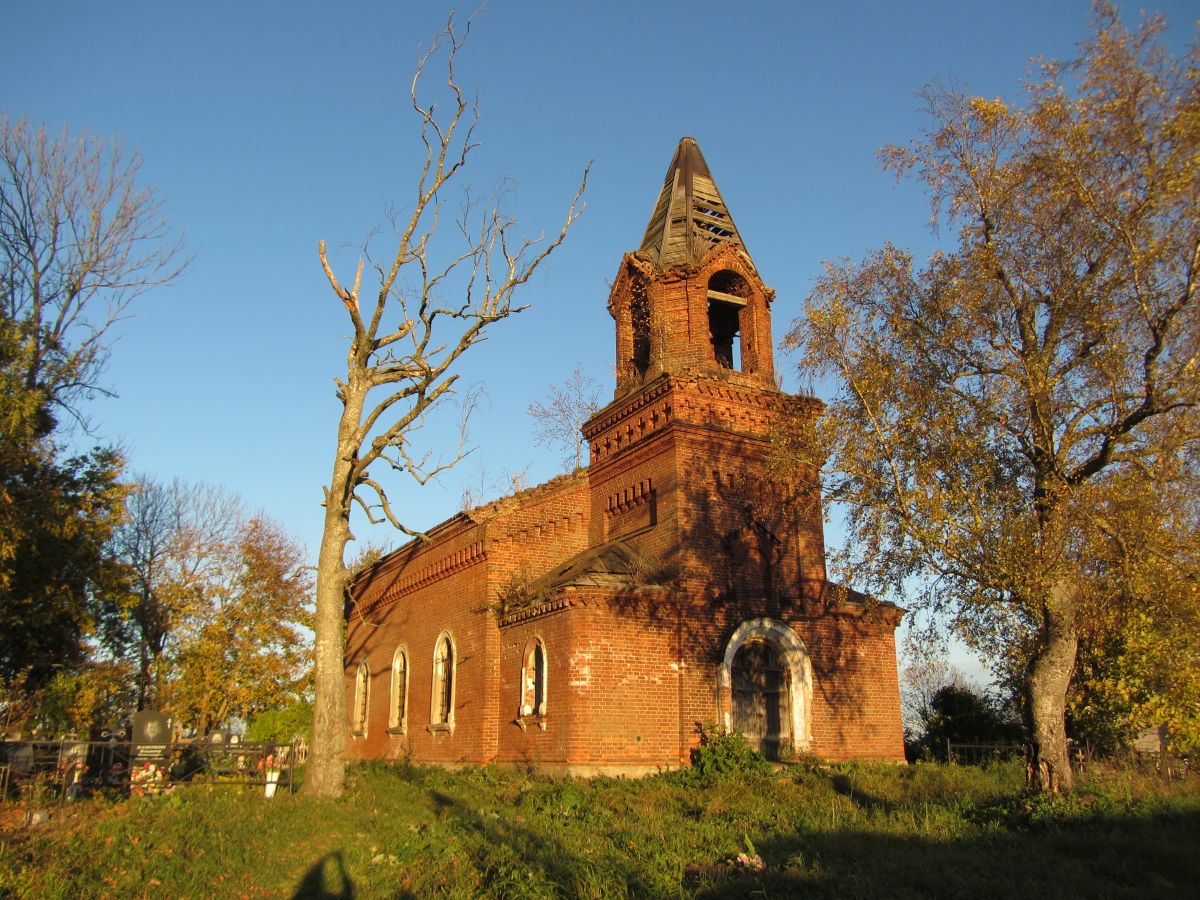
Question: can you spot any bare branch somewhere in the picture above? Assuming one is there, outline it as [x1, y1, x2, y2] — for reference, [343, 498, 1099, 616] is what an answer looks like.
[308, 6, 585, 798]
[529, 363, 600, 471]
[1, 115, 188, 428]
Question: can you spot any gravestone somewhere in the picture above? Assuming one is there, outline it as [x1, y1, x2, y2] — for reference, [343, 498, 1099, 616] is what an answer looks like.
[130, 710, 171, 765]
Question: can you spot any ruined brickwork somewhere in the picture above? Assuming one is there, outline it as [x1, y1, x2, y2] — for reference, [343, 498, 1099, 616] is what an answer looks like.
[344, 137, 906, 772]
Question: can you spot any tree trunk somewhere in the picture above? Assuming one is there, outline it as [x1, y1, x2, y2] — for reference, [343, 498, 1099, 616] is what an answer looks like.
[1025, 577, 1078, 793]
[304, 504, 351, 796]
[153, 660, 165, 713]
[137, 643, 150, 711]
[303, 399, 362, 798]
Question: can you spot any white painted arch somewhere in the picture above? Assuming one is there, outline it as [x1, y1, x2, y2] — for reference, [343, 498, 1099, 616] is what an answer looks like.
[718, 618, 813, 751]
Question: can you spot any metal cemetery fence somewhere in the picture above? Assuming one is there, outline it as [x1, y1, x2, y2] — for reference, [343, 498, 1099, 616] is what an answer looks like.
[945, 740, 1027, 766]
[0, 737, 302, 804]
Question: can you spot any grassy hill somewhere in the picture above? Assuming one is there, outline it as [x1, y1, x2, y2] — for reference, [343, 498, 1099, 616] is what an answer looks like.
[2, 758, 1198, 898]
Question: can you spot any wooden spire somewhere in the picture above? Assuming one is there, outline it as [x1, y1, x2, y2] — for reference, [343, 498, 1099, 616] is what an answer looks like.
[638, 136, 744, 269]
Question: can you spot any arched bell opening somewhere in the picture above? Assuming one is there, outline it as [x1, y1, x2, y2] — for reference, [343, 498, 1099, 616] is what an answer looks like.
[707, 270, 751, 372]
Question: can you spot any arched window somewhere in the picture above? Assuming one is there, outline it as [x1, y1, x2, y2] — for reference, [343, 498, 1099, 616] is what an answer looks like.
[389, 646, 408, 733]
[352, 659, 370, 737]
[520, 639, 547, 720]
[630, 275, 652, 378]
[430, 632, 456, 730]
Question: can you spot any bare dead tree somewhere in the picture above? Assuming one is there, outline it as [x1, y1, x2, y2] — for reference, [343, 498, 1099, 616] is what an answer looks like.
[0, 115, 187, 429]
[307, 13, 588, 797]
[528, 362, 601, 471]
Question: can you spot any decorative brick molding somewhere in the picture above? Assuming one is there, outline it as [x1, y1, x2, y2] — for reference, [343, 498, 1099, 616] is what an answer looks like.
[358, 540, 487, 617]
[605, 478, 656, 538]
[498, 594, 577, 627]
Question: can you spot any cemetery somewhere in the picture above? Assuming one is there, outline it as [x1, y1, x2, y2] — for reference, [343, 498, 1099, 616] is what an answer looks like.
[0, 710, 302, 807]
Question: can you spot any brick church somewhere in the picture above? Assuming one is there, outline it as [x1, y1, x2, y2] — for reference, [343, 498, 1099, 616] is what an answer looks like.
[344, 137, 906, 773]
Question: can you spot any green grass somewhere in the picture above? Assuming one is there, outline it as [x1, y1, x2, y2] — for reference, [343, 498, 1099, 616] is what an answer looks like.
[2, 760, 1198, 898]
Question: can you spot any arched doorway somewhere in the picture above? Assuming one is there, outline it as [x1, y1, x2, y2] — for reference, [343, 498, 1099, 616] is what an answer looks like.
[719, 618, 813, 757]
[731, 639, 790, 758]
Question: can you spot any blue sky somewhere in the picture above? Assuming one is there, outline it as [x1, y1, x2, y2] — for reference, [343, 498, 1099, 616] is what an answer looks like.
[5, 1, 1195, 676]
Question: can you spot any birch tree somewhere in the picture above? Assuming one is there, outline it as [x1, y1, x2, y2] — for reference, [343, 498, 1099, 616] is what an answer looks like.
[307, 14, 587, 797]
[784, 3, 1198, 792]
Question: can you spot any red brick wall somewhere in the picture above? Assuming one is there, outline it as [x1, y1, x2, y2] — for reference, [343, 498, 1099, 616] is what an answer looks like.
[494, 601, 581, 766]
[497, 590, 687, 769]
[492, 591, 905, 770]
[800, 613, 906, 760]
[344, 474, 592, 763]
[344, 540, 493, 764]
[484, 473, 591, 590]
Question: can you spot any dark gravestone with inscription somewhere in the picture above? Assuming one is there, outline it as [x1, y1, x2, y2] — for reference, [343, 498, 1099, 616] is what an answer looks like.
[130, 710, 171, 765]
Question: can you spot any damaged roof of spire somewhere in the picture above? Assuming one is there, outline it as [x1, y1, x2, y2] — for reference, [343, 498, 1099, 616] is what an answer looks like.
[638, 136, 746, 270]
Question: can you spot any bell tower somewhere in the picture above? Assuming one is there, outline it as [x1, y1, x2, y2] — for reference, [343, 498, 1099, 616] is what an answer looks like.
[584, 137, 827, 596]
[610, 136, 776, 399]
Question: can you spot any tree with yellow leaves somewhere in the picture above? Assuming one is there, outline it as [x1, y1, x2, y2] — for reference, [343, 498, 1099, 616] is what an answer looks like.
[102, 480, 313, 736]
[784, 3, 1198, 792]
[1069, 430, 1199, 755]
[167, 516, 313, 736]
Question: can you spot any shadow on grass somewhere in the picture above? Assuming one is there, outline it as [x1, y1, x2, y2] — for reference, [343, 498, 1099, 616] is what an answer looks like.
[692, 808, 1200, 899]
[422, 782, 659, 896]
[292, 851, 357, 900]
[278, 764, 1198, 899]
[829, 771, 897, 813]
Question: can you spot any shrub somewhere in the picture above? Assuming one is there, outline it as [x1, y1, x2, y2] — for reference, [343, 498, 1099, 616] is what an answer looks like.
[684, 723, 773, 782]
[246, 701, 311, 743]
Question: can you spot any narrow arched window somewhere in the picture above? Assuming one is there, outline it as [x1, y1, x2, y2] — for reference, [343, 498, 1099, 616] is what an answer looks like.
[431, 633, 455, 728]
[520, 639, 547, 718]
[389, 646, 408, 732]
[352, 659, 370, 737]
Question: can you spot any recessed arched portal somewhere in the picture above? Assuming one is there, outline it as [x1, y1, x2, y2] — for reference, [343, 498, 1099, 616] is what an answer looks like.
[718, 618, 812, 758]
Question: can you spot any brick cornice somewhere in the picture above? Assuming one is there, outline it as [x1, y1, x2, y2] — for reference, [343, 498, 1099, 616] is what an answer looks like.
[585, 373, 799, 466]
[498, 584, 674, 628]
[584, 375, 674, 440]
[498, 593, 578, 627]
[356, 540, 488, 617]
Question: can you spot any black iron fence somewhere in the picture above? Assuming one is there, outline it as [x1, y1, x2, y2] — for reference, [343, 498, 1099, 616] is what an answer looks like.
[0, 738, 303, 803]
[944, 740, 1027, 766]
